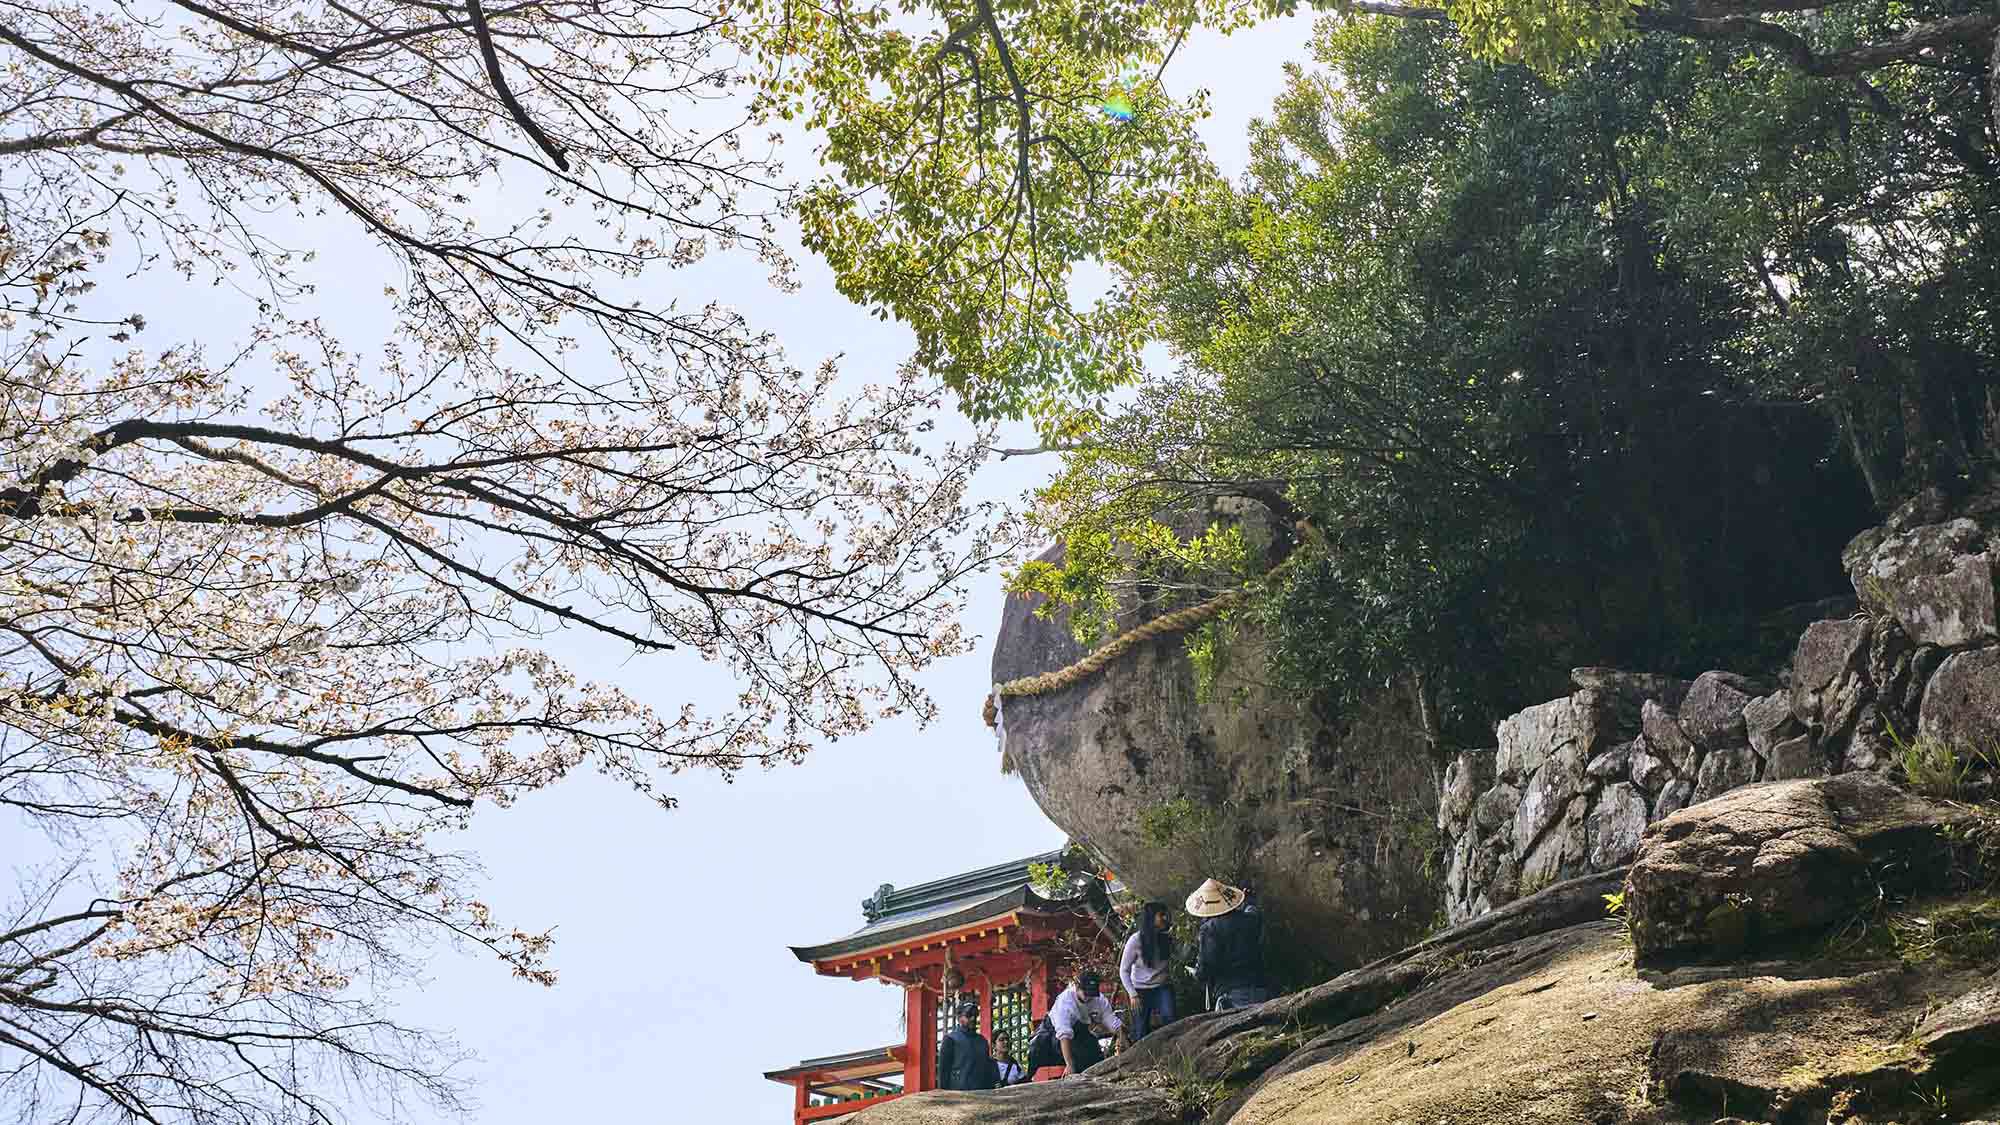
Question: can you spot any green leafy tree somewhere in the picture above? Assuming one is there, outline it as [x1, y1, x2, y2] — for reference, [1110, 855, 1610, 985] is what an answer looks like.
[1008, 17, 1989, 747]
[741, 0, 2000, 440]
[733, 0, 1233, 418]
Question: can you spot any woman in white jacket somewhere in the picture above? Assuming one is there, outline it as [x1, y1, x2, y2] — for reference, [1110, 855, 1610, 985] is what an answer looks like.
[1119, 901, 1176, 1039]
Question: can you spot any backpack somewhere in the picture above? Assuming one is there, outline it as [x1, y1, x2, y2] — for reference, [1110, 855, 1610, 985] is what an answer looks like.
[1024, 1015, 1060, 1073]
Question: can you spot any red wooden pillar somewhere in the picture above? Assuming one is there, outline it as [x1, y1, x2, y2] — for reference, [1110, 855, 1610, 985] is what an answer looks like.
[1027, 960, 1058, 1081]
[1027, 960, 1051, 1026]
[791, 1077, 808, 1124]
[976, 976, 993, 1038]
[903, 985, 937, 1093]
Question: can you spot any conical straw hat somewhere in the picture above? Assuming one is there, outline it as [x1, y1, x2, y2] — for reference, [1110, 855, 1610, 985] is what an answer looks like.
[1184, 878, 1247, 918]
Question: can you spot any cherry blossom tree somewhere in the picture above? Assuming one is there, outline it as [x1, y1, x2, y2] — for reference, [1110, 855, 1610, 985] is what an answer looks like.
[0, 3, 1013, 1121]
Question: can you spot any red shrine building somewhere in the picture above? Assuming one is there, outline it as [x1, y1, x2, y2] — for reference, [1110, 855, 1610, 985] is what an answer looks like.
[763, 850, 1122, 1123]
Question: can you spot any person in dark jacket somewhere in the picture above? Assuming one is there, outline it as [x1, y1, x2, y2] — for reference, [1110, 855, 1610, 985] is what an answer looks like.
[1186, 878, 1269, 1011]
[937, 1000, 997, 1090]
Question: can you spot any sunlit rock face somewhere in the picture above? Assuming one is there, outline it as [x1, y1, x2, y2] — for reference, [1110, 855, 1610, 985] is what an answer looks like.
[990, 539, 1440, 978]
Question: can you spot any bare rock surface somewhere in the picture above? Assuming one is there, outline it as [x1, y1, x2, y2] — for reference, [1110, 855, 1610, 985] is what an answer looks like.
[1691, 745, 1759, 804]
[1764, 733, 1821, 780]
[1623, 773, 1957, 960]
[1846, 517, 1999, 648]
[1919, 967, 2000, 1057]
[1641, 699, 1698, 776]
[847, 1078, 1181, 1124]
[1920, 646, 2000, 757]
[1228, 926, 1990, 1125]
[1438, 749, 1494, 831]
[991, 534, 1439, 972]
[1679, 671, 1760, 750]
[1629, 740, 1675, 791]
[1496, 698, 1576, 782]
[1652, 777, 1694, 820]
[1791, 616, 1873, 736]
[1586, 783, 1648, 869]
[858, 786, 2000, 1125]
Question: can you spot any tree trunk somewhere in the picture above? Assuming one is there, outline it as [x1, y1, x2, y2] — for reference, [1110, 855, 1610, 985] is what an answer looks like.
[1832, 394, 1894, 513]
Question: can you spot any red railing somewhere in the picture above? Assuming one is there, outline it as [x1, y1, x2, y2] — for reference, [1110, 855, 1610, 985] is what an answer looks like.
[799, 1092, 903, 1122]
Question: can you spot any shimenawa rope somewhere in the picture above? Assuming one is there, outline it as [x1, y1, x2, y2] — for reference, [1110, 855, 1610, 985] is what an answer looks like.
[982, 529, 1313, 729]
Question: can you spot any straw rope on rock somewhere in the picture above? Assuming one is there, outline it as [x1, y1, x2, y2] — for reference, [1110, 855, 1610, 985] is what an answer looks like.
[982, 587, 1250, 727]
[982, 524, 1318, 730]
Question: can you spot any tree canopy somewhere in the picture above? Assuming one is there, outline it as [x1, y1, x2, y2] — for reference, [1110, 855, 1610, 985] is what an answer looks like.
[750, 0, 2000, 438]
[982, 12, 1993, 748]
[1, 3, 1008, 1120]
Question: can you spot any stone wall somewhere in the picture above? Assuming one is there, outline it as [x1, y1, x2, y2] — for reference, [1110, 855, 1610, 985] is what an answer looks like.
[1440, 494, 2000, 925]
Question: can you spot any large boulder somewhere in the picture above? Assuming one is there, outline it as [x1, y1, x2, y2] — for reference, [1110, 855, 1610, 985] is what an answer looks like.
[1512, 742, 1584, 862]
[1845, 517, 1999, 649]
[1640, 698, 1699, 776]
[1623, 773, 1957, 960]
[1764, 734, 1822, 781]
[1918, 967, 2000, 1059]
[991, 539, 1439, 974]
[1495, 698, 1575, 782]
[1652, 777, 1696, 820]
[1679, 671, 1760, 751]
[1569, 667, 1689, 763]
[1629, 740, 1676, 792]
[1742, 691, 1802, 764]
[1472, 782, 1518, 833]
[1789, 617, 1873, 738]
[1691, 745, 1760, 804]
[1585, 739, 1635, 783]
[1225, 924, 1994, 1125]
[1919, 646, 2000, 759]
[1586, 782, 1649, 869]
[1518, 793, 1588, 891]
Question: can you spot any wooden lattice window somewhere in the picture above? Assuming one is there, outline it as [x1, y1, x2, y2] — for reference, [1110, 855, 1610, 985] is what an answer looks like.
[934, 987, 961, 1057]
[989, 983, 1031, 1056]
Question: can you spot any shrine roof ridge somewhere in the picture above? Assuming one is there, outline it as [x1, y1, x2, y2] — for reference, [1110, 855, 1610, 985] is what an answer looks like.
[788, 849, 1083, 965]
[761, 1044, 903, 1083]
[858, 848, 1066, 924]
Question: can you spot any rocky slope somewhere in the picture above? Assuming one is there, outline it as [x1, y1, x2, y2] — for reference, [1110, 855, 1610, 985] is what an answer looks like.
[988, 485, 2000, 973]
[852, 774, 2000, 1124]
[1439, 491, 2000, 924]
[950, 488, 2000, 1124]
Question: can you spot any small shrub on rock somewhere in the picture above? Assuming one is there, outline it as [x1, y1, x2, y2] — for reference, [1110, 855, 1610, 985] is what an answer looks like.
[1892, 724, 1986, 800]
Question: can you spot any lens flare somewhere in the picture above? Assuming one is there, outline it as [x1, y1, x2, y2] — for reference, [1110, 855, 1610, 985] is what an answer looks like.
[1100, 92, 1135, 122]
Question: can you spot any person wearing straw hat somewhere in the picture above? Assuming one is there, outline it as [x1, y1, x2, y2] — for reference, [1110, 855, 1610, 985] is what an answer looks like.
[1186, 877, 1270, 1012]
